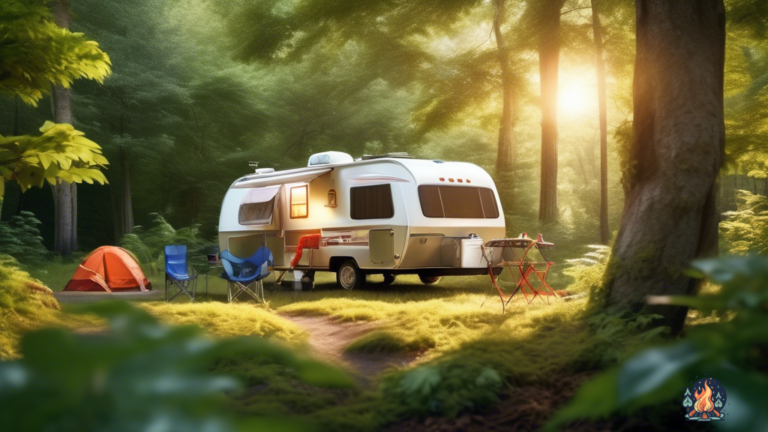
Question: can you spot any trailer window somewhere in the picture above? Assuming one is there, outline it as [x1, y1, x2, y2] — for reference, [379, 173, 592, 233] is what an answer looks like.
[290, 185, 308, 218]
[350, 184, 394, 220]
[418, 185, 499, 219]
[238, 186, 280, 225]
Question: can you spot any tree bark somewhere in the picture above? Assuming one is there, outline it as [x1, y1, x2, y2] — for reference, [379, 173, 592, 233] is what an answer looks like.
[537, 0, 566, 223]
[493, 0, 516, 175]
[51, 0, 76, 255]
[603, 0, 726, 334]
[592, 0, 610, 244]
[119, 146, 134, 235]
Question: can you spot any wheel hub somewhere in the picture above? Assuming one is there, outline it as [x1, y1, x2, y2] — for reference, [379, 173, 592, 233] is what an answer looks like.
[340, 266, 355, 288]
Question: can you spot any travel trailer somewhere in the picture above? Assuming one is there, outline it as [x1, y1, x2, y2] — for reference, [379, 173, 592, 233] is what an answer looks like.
[218, 152, 505, 289]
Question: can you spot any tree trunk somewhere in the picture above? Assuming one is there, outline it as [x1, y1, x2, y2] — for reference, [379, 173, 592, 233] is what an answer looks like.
[493, 0, 516, 174]
[592, 0, 610, 244]
[537, 0, 566, 223]
[119, 146, 134, 235]
[110, 182, 122, 243]
[51, 0, 77, 255]
[602, 0, 726, 334]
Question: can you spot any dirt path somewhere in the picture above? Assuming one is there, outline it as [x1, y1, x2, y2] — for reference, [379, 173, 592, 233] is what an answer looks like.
[281, 314, 418, 383]
[54, 291, 164, 303]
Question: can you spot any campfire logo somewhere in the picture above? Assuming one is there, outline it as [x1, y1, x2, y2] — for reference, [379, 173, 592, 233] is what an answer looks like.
[683, 377, 727, 421]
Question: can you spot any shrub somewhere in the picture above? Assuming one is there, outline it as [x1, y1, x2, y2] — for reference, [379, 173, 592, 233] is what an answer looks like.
[381, 362, 503, 418]
[0, 255, 60, 358]
[120, 213, 209, 273]
[0, 211, 48, 265]
[721, 190, 768, 254]
[563, 244, 611, 295]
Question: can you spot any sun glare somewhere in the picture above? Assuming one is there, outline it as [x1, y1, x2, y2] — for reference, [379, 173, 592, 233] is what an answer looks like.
[558, 69, 597, 119]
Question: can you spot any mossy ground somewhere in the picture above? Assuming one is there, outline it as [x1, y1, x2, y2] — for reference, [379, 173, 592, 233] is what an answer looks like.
[0, 257, 101, 359]
[5, 260, 684, 430]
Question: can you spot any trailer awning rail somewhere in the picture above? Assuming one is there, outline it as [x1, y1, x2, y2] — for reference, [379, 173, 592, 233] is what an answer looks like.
[231, 167, 332, 189]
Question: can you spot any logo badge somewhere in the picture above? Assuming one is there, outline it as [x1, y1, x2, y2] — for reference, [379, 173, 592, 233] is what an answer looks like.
[683, 377, 726, 421]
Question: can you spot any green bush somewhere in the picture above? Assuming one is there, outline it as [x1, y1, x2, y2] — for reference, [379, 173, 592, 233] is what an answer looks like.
[721, 190, 768, 254]
[545, 255, 768, 431]
[381, 362, 503, 418]
[0, 301, 354, 432]
[120, 213, 209, 274]
[563, 244, 611, 295]
[0, 211, 48, 265]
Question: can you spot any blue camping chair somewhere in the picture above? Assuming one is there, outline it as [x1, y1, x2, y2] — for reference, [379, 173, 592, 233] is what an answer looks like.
[220, 247, 273, 303]
[165, 245, 198, 302]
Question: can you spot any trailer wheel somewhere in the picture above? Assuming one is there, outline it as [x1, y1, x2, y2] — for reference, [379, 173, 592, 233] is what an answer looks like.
[382, 273, 396, 285]
[418, 274, 442, 285]
[337, 260, 363, 290]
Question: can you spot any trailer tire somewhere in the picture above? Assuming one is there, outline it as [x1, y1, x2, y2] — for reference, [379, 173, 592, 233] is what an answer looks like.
[382, 273, 396, 285]
[418, 274, 442, 285]
[337, 260, 363, 290]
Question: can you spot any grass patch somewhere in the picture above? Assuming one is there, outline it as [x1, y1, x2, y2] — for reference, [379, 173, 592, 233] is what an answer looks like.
[0, 256, 101, 359]
[141, 302, 308, 346]
[345, 330, 424, 354]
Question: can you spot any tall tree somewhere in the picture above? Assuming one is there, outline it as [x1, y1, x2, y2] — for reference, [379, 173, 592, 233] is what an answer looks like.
[601, 0, 726, 333]
[224, 0, 526, 175]
[493, 0, 516, 174]
[591, 0, 610, 243]
[0, 0, 110, 227]
[535, 0, 567, 223]
[51, 0, 77, 254]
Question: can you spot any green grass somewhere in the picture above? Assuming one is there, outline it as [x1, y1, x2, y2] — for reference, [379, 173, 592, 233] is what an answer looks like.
[141, 302, 307, 346]
[0, 257, 101, 359]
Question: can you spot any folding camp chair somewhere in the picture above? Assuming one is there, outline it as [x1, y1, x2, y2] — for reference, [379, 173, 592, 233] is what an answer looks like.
[220, 247, 273, 303]
[165, 245, 198, 302]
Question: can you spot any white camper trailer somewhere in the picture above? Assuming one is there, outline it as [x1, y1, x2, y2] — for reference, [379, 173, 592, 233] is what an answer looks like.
[218, 152, 505, 289]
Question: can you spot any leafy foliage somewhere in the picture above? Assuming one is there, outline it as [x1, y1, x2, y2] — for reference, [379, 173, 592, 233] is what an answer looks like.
[721, 190, 768, 254]
[381, 363, 503, 418]
[0, 211, 47, 265]
[563, 244, 611, 295]
[0, 0, 111, 105]
[0, 121, 108, 194]
[120, 213, 209, 273]
[546, 255, 768, 431]
[0, 300, 353, 432]
[0, 255, 63, 359]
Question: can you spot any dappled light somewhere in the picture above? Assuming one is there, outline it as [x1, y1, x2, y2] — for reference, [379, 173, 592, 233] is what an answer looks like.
[1, 0, 767, 431]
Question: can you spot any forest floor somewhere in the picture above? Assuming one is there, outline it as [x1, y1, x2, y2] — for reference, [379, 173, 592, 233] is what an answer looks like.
[14, 261, 665, 431]
[281, 314, 420, 385]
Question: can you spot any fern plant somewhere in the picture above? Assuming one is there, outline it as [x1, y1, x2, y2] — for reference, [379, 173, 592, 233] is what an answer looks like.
[563, 244, 611, 295]
[721, 190, 768, 254]
[120, 213, 210, 274]
[0, 211, 48, 266]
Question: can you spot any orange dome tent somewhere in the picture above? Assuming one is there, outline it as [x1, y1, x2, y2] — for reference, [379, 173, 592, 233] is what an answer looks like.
[64, 246, 151, 292]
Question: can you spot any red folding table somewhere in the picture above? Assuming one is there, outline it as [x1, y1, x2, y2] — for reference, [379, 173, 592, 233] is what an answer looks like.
[480, 234, 558, 312]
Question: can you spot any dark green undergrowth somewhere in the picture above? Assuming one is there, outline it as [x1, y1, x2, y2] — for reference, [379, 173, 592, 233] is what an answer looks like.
[345, 330, 432, 354]
[216, 354, 381, 431]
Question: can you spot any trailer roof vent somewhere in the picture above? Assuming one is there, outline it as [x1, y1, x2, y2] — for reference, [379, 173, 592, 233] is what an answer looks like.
[308, 151, 353, 166]
[361, 152, 412, 160]
[254, 168, 275, 175]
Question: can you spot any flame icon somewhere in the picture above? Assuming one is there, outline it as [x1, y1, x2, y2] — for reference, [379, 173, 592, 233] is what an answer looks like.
[685, 378, 725, 421]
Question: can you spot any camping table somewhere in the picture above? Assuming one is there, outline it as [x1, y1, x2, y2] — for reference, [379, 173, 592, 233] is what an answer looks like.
[480, 235, 557, 313]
